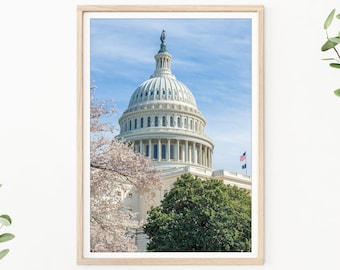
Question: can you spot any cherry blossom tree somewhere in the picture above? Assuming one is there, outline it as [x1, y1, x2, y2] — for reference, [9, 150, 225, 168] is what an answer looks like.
[90, 86, 161, 252]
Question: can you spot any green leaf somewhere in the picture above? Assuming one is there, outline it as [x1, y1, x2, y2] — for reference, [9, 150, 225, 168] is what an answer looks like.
[0, 249, 9, 260]
[334, 89, 340, 96]
[337, 13, 340, 19]
[322, 58, 337, 61]
[324, 9, 336, 29]
[329, 63, 340, 68]
[0, 233, 15, 243]
[0, 215, 11, 226]
[329, 37, 340, 44]
[321, 39, 337, 51]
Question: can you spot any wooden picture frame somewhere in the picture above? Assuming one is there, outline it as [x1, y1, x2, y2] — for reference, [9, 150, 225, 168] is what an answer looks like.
[77, 5, 264, 265]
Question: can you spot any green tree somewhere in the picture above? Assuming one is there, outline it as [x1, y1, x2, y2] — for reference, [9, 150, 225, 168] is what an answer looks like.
[143, 174, 251, 252]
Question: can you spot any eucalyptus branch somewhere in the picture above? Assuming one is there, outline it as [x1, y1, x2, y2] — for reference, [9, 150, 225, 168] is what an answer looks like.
[333, 46, 340, 60]
[321, 8, 340, 96]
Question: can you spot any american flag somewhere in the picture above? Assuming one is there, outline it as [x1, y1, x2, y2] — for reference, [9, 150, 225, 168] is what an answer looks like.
[240, 151, 246, 162]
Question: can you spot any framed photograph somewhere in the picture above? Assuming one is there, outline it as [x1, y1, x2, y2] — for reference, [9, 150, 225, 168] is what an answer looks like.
[77, 5, 264, 265]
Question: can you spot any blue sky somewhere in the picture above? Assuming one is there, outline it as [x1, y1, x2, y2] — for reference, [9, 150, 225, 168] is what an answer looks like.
[90, 18, 252, 174]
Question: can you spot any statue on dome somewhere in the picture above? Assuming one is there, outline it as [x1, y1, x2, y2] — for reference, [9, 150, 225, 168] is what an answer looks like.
[160, 30, 166, 43]
[158, 30, 167, 53]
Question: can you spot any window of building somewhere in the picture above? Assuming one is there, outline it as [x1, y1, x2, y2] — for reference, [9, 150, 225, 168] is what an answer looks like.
[129, 120, 132, 130]
[151, 91, 154, 96]
[153, 144, 158, 159]
[162, 116, 166, 127]
[157, 90, 159, 95]
[128, 193, 133, 199]
[134, 119, 137, 129]
[190, 119, 193, 130]
[170, 116, 174, 127]
[147, 117, 151, 127]
[184, 118, 187, 128]
[141, 117, 144, 128]
[146, 145, 149, 157]
[145, 91, 148, 96]
[161, 144, 166, 159]
[155, 116, 159, 127]
[162, 90, 165, 95]
[177, 117, 181, 128]
[170, 145, 174, 159]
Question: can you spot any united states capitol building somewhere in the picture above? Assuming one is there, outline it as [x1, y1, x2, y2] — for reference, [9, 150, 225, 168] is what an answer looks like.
[115, 31, 251, 247]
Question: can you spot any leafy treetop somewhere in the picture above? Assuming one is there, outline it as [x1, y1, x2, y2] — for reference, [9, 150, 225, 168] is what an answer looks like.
[144, 174, 251, 252]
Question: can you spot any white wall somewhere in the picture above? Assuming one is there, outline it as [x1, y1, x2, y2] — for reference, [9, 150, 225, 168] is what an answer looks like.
[0, 0, 339, 269]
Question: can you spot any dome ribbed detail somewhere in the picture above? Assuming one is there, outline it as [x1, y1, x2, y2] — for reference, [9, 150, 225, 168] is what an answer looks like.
[128, 76, 197, 109]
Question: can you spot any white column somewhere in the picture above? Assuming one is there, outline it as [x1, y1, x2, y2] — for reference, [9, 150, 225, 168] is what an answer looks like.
[176, 140, 180, 161]
[193, 142, 196, 164]
[207, 149, 210, 167]
[182, 143, 185, 162]
[185, 141, 189, 163]
[199, 144, 202, 165]
[167, 139, 171, 161]
[203, 145, 207, 166]
[149, 140, 152, 158]
[158, 139, 161, 161]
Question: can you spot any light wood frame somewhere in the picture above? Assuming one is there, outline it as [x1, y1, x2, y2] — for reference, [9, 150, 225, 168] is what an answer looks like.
[77, 5, 264, 265]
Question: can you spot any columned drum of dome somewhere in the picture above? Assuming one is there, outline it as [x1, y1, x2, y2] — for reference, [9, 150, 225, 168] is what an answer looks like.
[116, 31, 214, 171]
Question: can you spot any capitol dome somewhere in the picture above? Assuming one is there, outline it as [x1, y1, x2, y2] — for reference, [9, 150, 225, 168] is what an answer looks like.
[128, 76, 197, 110]
[117, 30, 214, 171]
